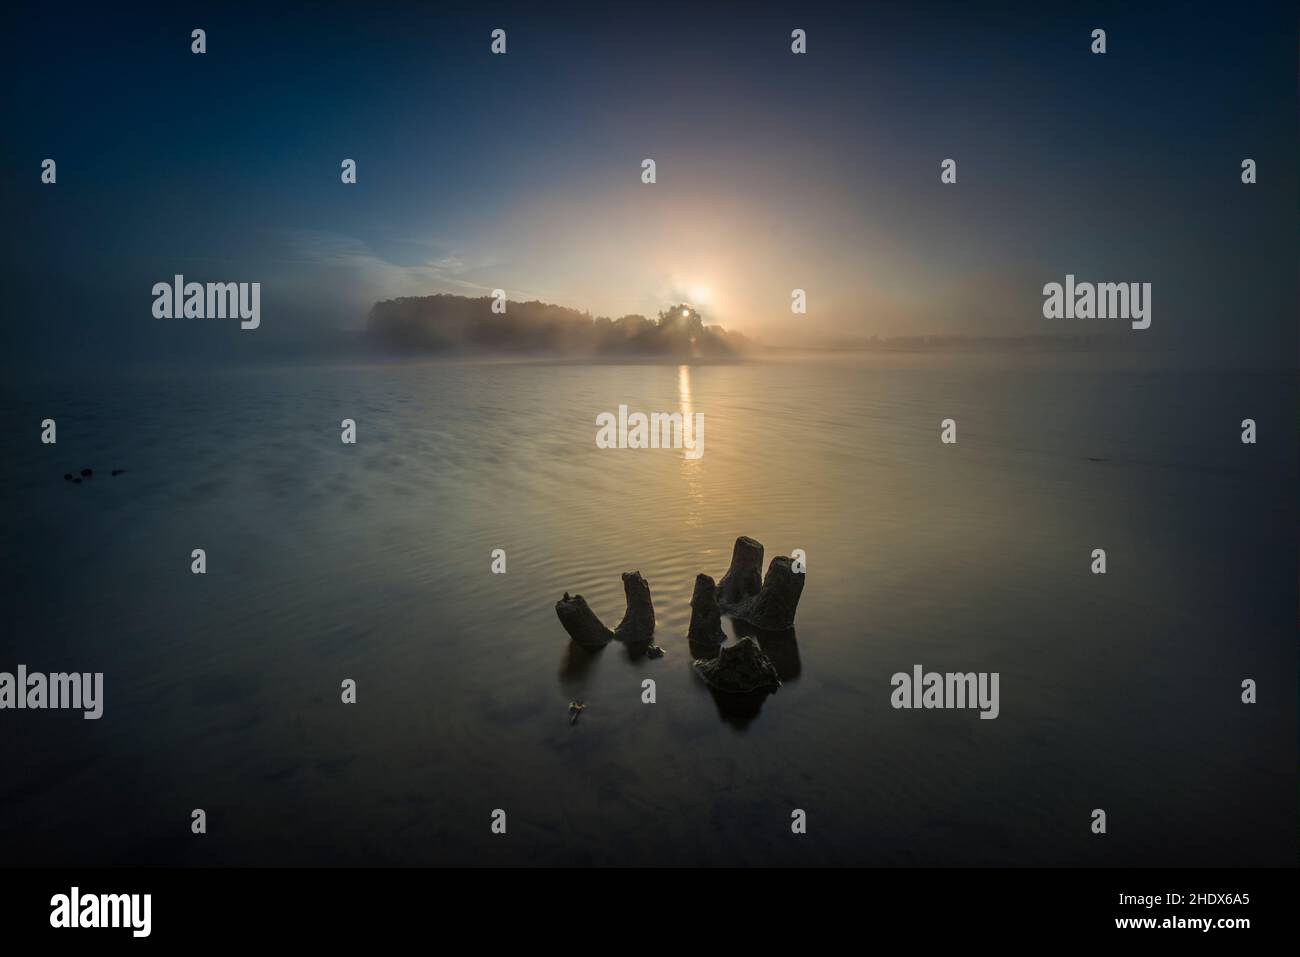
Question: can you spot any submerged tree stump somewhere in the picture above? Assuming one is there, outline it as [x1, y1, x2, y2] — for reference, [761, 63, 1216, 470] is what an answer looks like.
[556, 537, 803, 695]
[725, 556, 804, 631]
[555, 593, 615, 648]
[692, 636, 782, 694]
[555, 571, 657, 649]
[613, 571, 655, 644]
[687, 573, 726, 644]
[732, 620, 801, 682]
[718, 536, 764, 608]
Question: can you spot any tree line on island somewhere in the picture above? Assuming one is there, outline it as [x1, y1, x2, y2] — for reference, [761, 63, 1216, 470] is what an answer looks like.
[365, 294, 752, 357]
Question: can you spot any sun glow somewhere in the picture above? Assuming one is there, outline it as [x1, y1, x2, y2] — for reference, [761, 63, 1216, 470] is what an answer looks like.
[686, 283, 712, 306]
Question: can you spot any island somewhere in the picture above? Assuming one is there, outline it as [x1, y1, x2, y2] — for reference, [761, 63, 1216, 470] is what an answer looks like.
[365, 295, 751, 358]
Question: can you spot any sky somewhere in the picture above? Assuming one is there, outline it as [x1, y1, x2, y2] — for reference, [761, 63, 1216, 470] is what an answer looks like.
[1, 0, 1296, 367]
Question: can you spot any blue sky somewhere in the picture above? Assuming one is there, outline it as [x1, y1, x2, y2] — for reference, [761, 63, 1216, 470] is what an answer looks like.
[2, 0, 1295, 365]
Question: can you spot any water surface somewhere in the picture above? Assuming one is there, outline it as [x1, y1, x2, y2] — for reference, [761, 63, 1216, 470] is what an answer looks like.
[1, 357, 1294, 865]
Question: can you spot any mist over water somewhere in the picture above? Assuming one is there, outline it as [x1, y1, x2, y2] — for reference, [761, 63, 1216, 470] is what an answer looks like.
[1, 356, 1293, 865]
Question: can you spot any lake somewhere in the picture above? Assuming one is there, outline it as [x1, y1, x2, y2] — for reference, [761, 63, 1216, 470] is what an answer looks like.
[1, 356, 1294, 866]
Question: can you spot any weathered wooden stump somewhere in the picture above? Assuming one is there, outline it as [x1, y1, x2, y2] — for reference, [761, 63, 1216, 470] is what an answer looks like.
[733, 620, 801, 682]
[555, 571, 657, 650]
[555, 592, 615, 648]
[718, 535, 764, 608]
[692, 636, 781, 694]
[726, 555, 804, 630]
[687, 573, 726, 644]
[613, 571, 655, 644]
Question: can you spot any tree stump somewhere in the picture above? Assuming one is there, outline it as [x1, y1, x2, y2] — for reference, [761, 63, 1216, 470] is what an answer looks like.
[613, 571, 655, 644]
[692, 636, 781, 693]
[687, 573, 726, 644]
[725, 556, 804, 630]
[718, 535, 764, 608]
[555, 593, 614, 649]
[555, 571, 656, 649]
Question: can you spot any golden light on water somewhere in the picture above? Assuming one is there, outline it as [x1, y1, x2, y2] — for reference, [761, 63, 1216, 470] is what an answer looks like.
[677, 363, 705, 523]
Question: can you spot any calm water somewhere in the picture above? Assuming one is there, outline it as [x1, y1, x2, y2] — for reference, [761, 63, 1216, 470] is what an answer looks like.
[1, 357, 1295, 866]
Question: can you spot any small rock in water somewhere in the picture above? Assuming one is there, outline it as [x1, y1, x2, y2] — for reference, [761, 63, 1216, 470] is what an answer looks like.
[80, 468, 93, 478]
[568, 701, 586, 725]
[111, 469, 126, 476]
[645, 644, 666, 659]
[63, 473, 73, 481]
